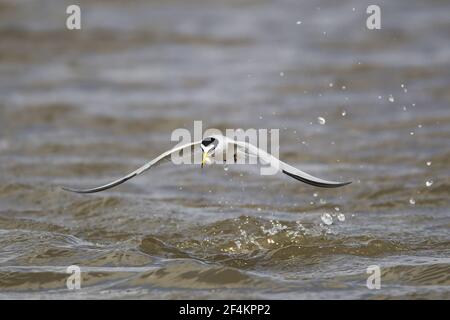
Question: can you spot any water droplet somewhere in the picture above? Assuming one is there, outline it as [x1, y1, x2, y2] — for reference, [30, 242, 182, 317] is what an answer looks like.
[257, 207, 262, 211]
[378, 95, 383, 100]
[425, 180, 433, 187]
[329, 82, 334, 87]
[337, 213, 346, 222]
[410, 132, 414, 136]
[313, 192, 318, 197]
[341, 110, 347, 116]
[401, 84, 405, 88]
[224, 166, 229, 172]
[267, 238, 275, 244]
[388, 95, 395, 102]
[334, 207, 340, 212]
[352, 7, 356, 12]
[317, 117, 326, 125]
[321, 213, 333, 225]
[280, 72, 284, 77]
[426, 161, 431, 166]
[418, 124, 422, 128]
[341, 85, 346, 90]
[296, 20, 302, 25]
[409, 198, 416, 205]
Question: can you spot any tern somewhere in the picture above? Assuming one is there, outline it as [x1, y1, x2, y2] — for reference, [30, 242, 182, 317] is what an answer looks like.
[62, 135, 351, 193]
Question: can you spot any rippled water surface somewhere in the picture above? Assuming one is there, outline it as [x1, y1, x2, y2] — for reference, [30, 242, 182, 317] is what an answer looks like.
[0, 0, 449, 299]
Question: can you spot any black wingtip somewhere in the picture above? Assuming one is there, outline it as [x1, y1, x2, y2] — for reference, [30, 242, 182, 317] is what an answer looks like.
[60, 172, 138, 194]
[61, 186, 92, 194]
[337, 181, 352, 187]
[282, 170, 352, 188]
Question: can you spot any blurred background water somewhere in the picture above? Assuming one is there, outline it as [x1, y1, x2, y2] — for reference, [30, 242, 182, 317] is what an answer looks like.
[0, 0, 449, 299]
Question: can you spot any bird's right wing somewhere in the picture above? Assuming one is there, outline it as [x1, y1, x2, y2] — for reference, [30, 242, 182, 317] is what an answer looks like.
[62, 141, 201, 194]
[226, 137, 351, 188]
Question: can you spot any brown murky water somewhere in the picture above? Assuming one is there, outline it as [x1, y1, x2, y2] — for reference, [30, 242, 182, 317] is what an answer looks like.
[0, 0, 449, 299]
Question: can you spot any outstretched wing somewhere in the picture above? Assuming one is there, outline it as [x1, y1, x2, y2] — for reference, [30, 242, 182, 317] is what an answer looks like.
[62, 141, 201, 193]
[226, 137, 351, 188]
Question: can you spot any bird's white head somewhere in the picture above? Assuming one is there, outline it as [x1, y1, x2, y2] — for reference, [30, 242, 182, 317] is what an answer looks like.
[200, 135, 224, 167]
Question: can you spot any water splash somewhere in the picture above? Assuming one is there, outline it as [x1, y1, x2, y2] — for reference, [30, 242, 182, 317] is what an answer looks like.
[321, 213, 333, 225]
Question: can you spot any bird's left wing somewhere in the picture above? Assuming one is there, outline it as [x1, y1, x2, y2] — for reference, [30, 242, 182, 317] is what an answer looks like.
[225, 137, 351, 188]
[62, 141, 201, 194]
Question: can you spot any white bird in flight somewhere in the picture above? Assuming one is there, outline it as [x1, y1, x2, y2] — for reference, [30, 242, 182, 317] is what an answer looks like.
[62, 135, 351, 193]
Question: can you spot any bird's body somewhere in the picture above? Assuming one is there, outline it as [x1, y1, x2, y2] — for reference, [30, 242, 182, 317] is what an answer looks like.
[62, 135, 350, 194]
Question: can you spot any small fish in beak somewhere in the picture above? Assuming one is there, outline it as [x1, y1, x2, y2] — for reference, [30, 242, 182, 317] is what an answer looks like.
[201, 152, 210, 168]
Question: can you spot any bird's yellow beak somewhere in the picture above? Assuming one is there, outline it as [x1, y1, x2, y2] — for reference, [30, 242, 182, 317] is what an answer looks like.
[201, 152, 209, 168]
